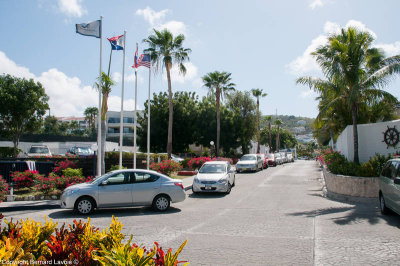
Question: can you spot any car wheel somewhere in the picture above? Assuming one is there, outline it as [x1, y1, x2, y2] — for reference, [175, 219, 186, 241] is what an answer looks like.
[225, 183, 232, 194]
[192, 187, 199, 194]
[379, 193, 390, 215]
[153, 195, 170, 211]
[75, 197, 95, 214]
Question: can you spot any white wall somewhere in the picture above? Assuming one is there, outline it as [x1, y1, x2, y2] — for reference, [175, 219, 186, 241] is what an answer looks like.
[335, 119, 400, 162]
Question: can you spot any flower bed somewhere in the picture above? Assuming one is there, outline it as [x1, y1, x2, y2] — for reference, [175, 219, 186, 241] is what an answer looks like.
[0, 214, 188, 265]
[177, 170, 197, 176]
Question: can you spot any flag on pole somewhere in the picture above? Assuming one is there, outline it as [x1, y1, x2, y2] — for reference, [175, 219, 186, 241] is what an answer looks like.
[107, 35, 125, 50]
[137, 54, 151, 68]
[132, 46, 138, 69]
[76, 20, 101, 38]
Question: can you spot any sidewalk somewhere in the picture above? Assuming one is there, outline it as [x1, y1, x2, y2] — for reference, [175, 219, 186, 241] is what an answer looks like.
[0, 176, 194, 212]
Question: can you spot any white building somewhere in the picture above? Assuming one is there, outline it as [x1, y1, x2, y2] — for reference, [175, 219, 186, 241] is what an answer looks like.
[106, 111, 142, 138]
[335, 119, 400, 162]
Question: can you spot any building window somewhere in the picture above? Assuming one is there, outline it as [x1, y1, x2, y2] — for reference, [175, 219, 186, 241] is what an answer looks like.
[108, 117, 120, 123]
[123, 117, 134, 123]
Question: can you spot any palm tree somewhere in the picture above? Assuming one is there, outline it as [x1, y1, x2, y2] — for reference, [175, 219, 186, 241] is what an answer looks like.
[274, 119, 283, 152]
[297, 27, 400, 163]
[251, 88, 267, 153]
[202, 71, 235, 157]
[84, 107, 98, 129]
[95, 72, 115, 174]
[143, 29, 191, 159]
[264, 115, 273, 152]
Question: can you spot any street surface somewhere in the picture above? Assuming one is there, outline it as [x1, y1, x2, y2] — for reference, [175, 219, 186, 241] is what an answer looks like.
[2, 161, 400, 265]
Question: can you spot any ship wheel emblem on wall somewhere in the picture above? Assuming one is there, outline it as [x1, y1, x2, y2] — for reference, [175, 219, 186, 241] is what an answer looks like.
[383, 126, 400, 148]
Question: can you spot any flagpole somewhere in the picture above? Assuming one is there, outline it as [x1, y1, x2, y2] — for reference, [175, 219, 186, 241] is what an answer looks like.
[119, 31, 126, 169]
[134, 43, 138, 169]
[147, 56, 151, 169]
[97, 16, 103, 177]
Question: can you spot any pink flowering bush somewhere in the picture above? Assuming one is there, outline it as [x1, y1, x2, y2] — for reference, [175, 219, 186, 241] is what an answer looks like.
[35, 175, 57, 195]
[150, 160, 182, 176]
[11, 170, 42, 189]
[0, 175, 9, 201]
[52, 160, 76, 175]
[188, 157, 234, 169]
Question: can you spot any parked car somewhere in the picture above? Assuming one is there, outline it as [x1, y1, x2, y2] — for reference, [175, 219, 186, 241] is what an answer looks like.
[60, 169, 186, 214]
[274, 153, 283, 165]
[379, 159, 400, 215]
[192, 161, 235, 194]
[287, 153, 294, 163]
[66, 146, 94, 157]
[266, 154, 277, 167]
[257, 154, 268, 169]
[160, 153, 184, 162]
[236, 154, 263, 172]
[27, 145, 52, 157]
[280, 152, 288, 163]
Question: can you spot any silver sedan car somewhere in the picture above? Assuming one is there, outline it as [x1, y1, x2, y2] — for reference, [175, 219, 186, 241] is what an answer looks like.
[61, 169, 186, 214]
[192, 161, 235, 193]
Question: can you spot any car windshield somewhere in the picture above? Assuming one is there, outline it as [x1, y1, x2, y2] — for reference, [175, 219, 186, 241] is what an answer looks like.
[29, 147, 49, 154]
[241, 155, 256, 161]
[77, 147, 92, 154]
[267, 154, 274, 159]
[199, 164, 226, 173]
[87, 172, 114, 184]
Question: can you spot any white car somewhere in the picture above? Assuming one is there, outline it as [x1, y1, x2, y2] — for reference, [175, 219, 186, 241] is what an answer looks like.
[61, 169, 186, 214]
[236, 154, 263, 172]
[192, 161, 235, 194]
[27, 145, 52, 157]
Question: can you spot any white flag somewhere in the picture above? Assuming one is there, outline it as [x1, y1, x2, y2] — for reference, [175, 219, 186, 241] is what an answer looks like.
[76, 20, 101, 38]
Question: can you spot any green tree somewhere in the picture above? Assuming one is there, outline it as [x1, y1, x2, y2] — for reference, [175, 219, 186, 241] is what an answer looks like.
[274, 119, 283, 152]
[261, 127, 297, 151]
[251, 88, 267, 153]
[95, 72, 115, 174]
[263, 115, 273, 151]
[297, 27, 400, 163]
[143, 29, 191, 159]
[84, 106, 98, 129]
[137, 91, 198, 153]
[42, 115, 59, 135]
[202, 71, 235, 157]
[0, 74, 49, 156]
[227, 91, 257, 154]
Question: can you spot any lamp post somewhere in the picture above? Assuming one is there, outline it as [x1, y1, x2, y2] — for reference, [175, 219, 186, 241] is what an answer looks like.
[210, 141, 214, 158]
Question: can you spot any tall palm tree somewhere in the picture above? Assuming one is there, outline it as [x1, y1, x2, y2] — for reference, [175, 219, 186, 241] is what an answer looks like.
[297, 27, 400, 163]
[143, 29, 191, 159]
[95, 72, 115, 174]
[202, 71, 235, 157]
[274, 119, 283, 152]
[264, 115, 273, 152]
[251, 88, 267, 153]
[84, 107, 98, 128]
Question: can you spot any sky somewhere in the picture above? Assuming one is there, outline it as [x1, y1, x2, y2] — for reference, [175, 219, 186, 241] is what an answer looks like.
[1, 0, 400, 118]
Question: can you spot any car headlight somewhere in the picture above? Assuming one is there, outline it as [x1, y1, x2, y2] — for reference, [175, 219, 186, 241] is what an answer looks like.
[194, 177, 200, 183]
[218, 178, 227, 184]
[64, 188, 80, 196]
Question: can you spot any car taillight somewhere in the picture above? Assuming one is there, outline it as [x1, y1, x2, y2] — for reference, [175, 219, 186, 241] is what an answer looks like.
[174, 183, 184, 190]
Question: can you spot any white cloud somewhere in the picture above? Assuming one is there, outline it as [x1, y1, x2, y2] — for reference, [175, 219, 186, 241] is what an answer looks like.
[158, 20, 187, 36]
[375, 42, 400, 57]
[310, 0, 323, 9]
[136, 6, 169, 26]
[0, 51, 35, 79]
[287, 20, 383, 75]
[107, 96, 140, 112]
[300, 89, 318, 99]
[111, 72, 122, 83]
[58, 0, 86, 17]
[163, 62, 198, 84]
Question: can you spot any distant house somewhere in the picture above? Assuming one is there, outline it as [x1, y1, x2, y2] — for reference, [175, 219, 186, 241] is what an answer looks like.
[56, 116, 88, 131]
[297, 120, 307, 126]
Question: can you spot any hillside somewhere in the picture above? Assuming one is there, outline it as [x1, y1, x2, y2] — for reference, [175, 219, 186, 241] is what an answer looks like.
[261, 115, 315, 135]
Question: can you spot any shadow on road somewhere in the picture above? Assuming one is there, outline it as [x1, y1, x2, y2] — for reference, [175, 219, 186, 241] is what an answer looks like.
[188, 192, 228, 199]
[287, 205, 400, 228]
[48, 206, 181, 220]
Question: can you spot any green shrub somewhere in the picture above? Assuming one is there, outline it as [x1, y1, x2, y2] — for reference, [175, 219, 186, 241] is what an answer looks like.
[62, 167, 83, 178]
[0, 147, 22, 158]
[181, 158, 191, 169]
[0, 176, 9, 201]
[108, 164, 127, 172]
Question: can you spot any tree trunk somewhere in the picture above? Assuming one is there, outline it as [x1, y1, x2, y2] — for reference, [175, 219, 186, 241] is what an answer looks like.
[352, 106, 359, 164]
[216, 87, 220, 157]
[101, 94, 109, 175]
[268, 122, 272, 152]
[13, 136, 19, 158]
[276, 125, 280, 152]
[166, 64, 173, 159]
[256, 99, 260, 153]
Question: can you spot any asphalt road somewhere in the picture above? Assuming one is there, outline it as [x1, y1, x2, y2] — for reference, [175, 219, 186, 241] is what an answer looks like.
[2, 161, 400, 265]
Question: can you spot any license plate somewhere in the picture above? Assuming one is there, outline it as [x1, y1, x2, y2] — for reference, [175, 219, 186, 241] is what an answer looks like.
[243, 168, 247, 171]
[205, 185, 212, 190]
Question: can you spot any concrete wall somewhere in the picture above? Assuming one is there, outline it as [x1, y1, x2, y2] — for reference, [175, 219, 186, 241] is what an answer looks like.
[322, 167, 379, 198]
[335, 119, 400, 162]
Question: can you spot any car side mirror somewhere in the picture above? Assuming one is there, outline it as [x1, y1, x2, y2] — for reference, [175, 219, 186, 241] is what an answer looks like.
[100, 180, 108, 186]
[195, 169, 199, 173]
[394, 178, 400, 185]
